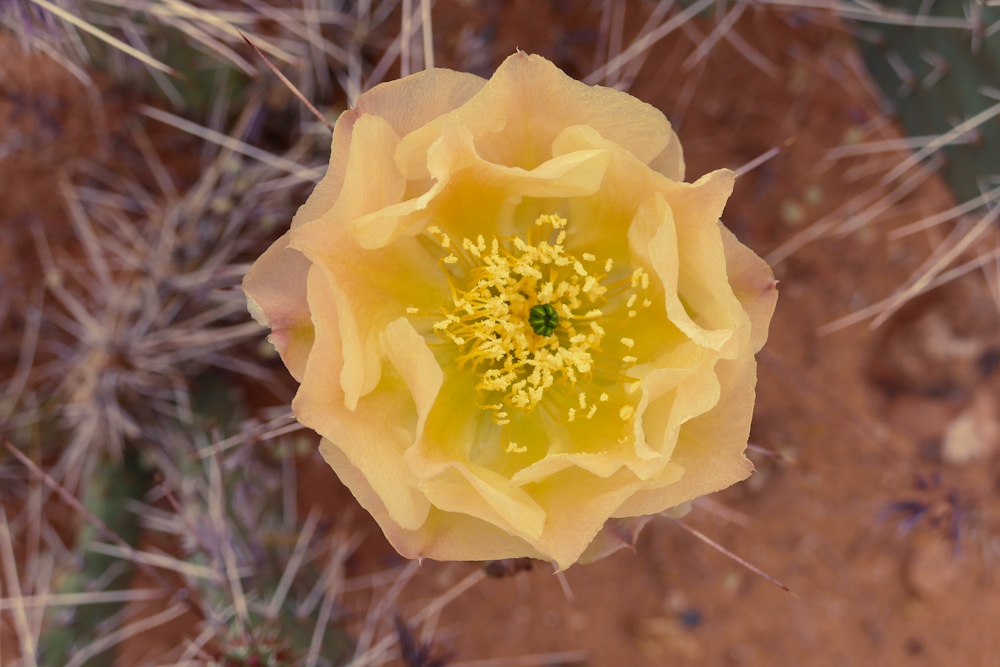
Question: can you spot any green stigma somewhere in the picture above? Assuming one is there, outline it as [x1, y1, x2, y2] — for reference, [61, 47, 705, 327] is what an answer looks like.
[528, 303, 559, 337]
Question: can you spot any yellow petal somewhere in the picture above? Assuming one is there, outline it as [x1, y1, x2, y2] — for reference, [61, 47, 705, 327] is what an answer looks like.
[637, 353, 722, 462]
[382, 317, 442, 439]
[527, 467, 666, 569]
[417, 463, 548, 542]
[294, 266, 431, 530]
[321, 438, 547, 562]
[397, 52, 676, 177]
[612, 339, 756, 518]
[241, 232, 314, 381]
[292, 217, 446, 409]
[351, 123, 610, 249]
[648, 132, 685, 182]
[293, 69, 486, 231]
[719, 224, 778, 352]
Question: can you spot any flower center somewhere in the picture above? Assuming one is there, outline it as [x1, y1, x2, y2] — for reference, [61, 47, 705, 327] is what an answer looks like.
[419, 214, 652, 447]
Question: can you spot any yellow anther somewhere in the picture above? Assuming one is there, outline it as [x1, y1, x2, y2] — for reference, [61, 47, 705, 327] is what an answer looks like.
[619, 405, 635, 421]
[582, 253, 596, 262]
[620, 337, 634, 348]
[406, 307, 420, 314]
[599, 392, 609, 402]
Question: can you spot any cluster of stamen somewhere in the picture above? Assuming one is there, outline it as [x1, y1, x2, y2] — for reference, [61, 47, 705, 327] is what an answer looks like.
[414, 214, 652, 451]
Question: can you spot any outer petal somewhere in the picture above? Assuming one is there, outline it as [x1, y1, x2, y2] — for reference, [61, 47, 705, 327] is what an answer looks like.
[612, 333, 757, 518]
[294, 266, 431, 531]
[292, 69, 486, 231]
[720, 225, 778, 352]
[396, 52, 678, 177]
[242, 232, 313, 382]
[648, 134, 685, 182]
[528, 465, 681, 570]
[320, 438, 547, 562]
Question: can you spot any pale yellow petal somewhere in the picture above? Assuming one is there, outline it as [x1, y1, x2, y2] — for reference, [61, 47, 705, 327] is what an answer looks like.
[293, 69, 486, 231]
[294, 266, 431, 530]
[381, 317, 443, 440]
[648, 132, 685, 182]
[242, 232, 314, 381]
[417, 464, 548, 542]
[612, 342, 756, 518]
[396, 52, 674, 178]
[352, 123, 610, 249]
[404, 375, 548, 542]
[319, 439, 546, 562]
[633, 342, 720, 461]
[292, 219, 446, 410]
[527, 467, 661, 569]
[719, 224, 778, 352]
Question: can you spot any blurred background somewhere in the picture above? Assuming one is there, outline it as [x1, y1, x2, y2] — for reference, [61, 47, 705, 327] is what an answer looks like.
[2, 1, 1000, 665]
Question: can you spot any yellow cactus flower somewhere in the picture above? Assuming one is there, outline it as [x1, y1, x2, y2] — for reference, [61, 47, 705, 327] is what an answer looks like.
[244, 52, 777, 569]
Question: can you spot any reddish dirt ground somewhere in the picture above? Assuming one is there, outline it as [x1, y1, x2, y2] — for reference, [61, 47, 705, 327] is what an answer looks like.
[5, 4, 1000, 666]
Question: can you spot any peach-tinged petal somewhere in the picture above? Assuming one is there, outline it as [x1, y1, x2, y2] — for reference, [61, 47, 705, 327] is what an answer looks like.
[720, 225, 778, 352]
[319, 439, 546, 562]
[397, 52, 675, 177]
[320, 113, 407, 229]
[648, 133, 685, 182]
[634, 346, 721, 461]
[528, 467, 667, 569]
[382, 317, 442, 441]
[352, 124, 610, 249]
[242, 232, 314, 382]
[355, 68, 487, 139]
[418, 464, 547, 542]
[294, 69, 486, 230]
[612, 342, 757, 518]
[295, 266, 430, 531]
[293, 222, 445, 410]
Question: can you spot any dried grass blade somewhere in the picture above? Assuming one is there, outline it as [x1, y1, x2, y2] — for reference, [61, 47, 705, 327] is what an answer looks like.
[63, 602, 189, 667]
[139, 105, 324, 181]
[0, 588, 170, 611]
[28, 0, 178, 75]
[0, 507, 38, 667]
[266, 506, 320, 618]
[870, 207, 1000, 328]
